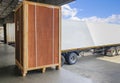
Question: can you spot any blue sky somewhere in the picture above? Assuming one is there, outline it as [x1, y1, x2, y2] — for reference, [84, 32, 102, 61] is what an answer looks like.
[62, 0, 120, 24]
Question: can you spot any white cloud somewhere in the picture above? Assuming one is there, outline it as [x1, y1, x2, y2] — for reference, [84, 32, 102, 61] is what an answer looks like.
[70, 16, 81, 21]
[105, 15, 120, 24]
[82, 15, 120, 24]
[62, 4, 80, 21]
[62, 4, 120, 24]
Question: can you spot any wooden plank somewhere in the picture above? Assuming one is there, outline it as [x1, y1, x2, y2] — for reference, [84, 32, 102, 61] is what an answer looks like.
[15, 7, 21, 63]
[23, 1, 28, 75]
[14, 3, 23, 13]
[42, 67, 46, 73]
[24, 1, 60, 9]
[21, 5, 24, 67]
[27, 64, 59, 70]
[58, 7, 61, 69]
[19, 6, 22, 66]
[16, 59, 23, 70]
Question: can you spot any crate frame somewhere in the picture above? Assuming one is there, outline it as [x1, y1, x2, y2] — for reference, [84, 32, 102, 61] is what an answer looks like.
[15, 1, 61, 76]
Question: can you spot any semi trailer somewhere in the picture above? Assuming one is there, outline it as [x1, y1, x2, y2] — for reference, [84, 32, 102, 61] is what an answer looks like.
[61, 20, 120, 65]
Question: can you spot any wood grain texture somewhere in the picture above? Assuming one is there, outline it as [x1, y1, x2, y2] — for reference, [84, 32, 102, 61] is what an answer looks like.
[36, 6, 53, 66]
[15, 5, 24, 66]
[53, 8, 59, 64]
[15, 1, 60, 76]
[15, 8, 20, 63]
[28, 5, 36, 68]
[20, 5, 24, 66]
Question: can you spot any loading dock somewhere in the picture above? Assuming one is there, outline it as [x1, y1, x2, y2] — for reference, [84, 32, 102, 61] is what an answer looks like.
[0, 44, 92, 83]
[1, 0, 120, 83]
[1, 41, 120, 83]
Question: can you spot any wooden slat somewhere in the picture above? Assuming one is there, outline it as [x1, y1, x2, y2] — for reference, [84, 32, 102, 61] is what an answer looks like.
[16, 59, 23, 70]
[24, 1, 60, 9]
[59, 7, 62, 68]
[14, 3, 23, 13]
[27, 64, 59, 71]
[23, 2, 28, 75]
[19, 6, 22, 66]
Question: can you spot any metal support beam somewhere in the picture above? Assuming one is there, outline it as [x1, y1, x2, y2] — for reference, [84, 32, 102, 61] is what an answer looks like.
[0, 0, 18, 18]
[45, 0, 75, 6]
[0, 0, 3, 3]
[0, 18, 4, 26]
[3, 12, 14, 24]
[0, 0, 75, 23]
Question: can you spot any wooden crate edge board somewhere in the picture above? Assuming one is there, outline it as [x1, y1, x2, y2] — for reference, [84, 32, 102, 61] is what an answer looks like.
[24, 1, 60, 8]
[27, 64, 59, 71]
[23, 2, 28, 74]
[15, 1, 60, 13]
[14, 3, 23, 13]
[59, 7, 62, 69]
[16, 59, 24, 70]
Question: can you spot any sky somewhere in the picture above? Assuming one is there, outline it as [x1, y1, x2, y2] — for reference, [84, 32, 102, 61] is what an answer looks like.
[62, 0, 120, 24]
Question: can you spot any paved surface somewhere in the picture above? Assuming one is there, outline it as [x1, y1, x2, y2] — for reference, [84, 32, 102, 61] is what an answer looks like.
[63, 55, 120, 83]
[0, 44, 92, 83]
[1, 44, 120, 83]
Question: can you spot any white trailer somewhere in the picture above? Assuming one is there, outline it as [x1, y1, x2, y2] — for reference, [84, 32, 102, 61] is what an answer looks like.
[61, 20, 120, 65]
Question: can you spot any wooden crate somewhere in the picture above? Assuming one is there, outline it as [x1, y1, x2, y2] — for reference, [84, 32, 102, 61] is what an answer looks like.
[14, 1, 61, 76]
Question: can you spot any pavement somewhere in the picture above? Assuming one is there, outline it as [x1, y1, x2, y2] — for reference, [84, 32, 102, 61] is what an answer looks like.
[0, 44, 92, 83]
[1, 43, 120, 83]
[63, 55, 120, 83]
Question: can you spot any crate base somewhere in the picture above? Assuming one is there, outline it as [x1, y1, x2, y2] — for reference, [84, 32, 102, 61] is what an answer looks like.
[16, 59, 61, 76]
[22, 65, 60, 76]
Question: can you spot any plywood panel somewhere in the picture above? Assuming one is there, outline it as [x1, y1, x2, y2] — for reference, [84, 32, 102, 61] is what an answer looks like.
[15, 6, 24, 66]
[28, 5, 36, 68]
[20, 5, 24, 66]
[36, 6, 53, 66]
[15, 8, 20, 63]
